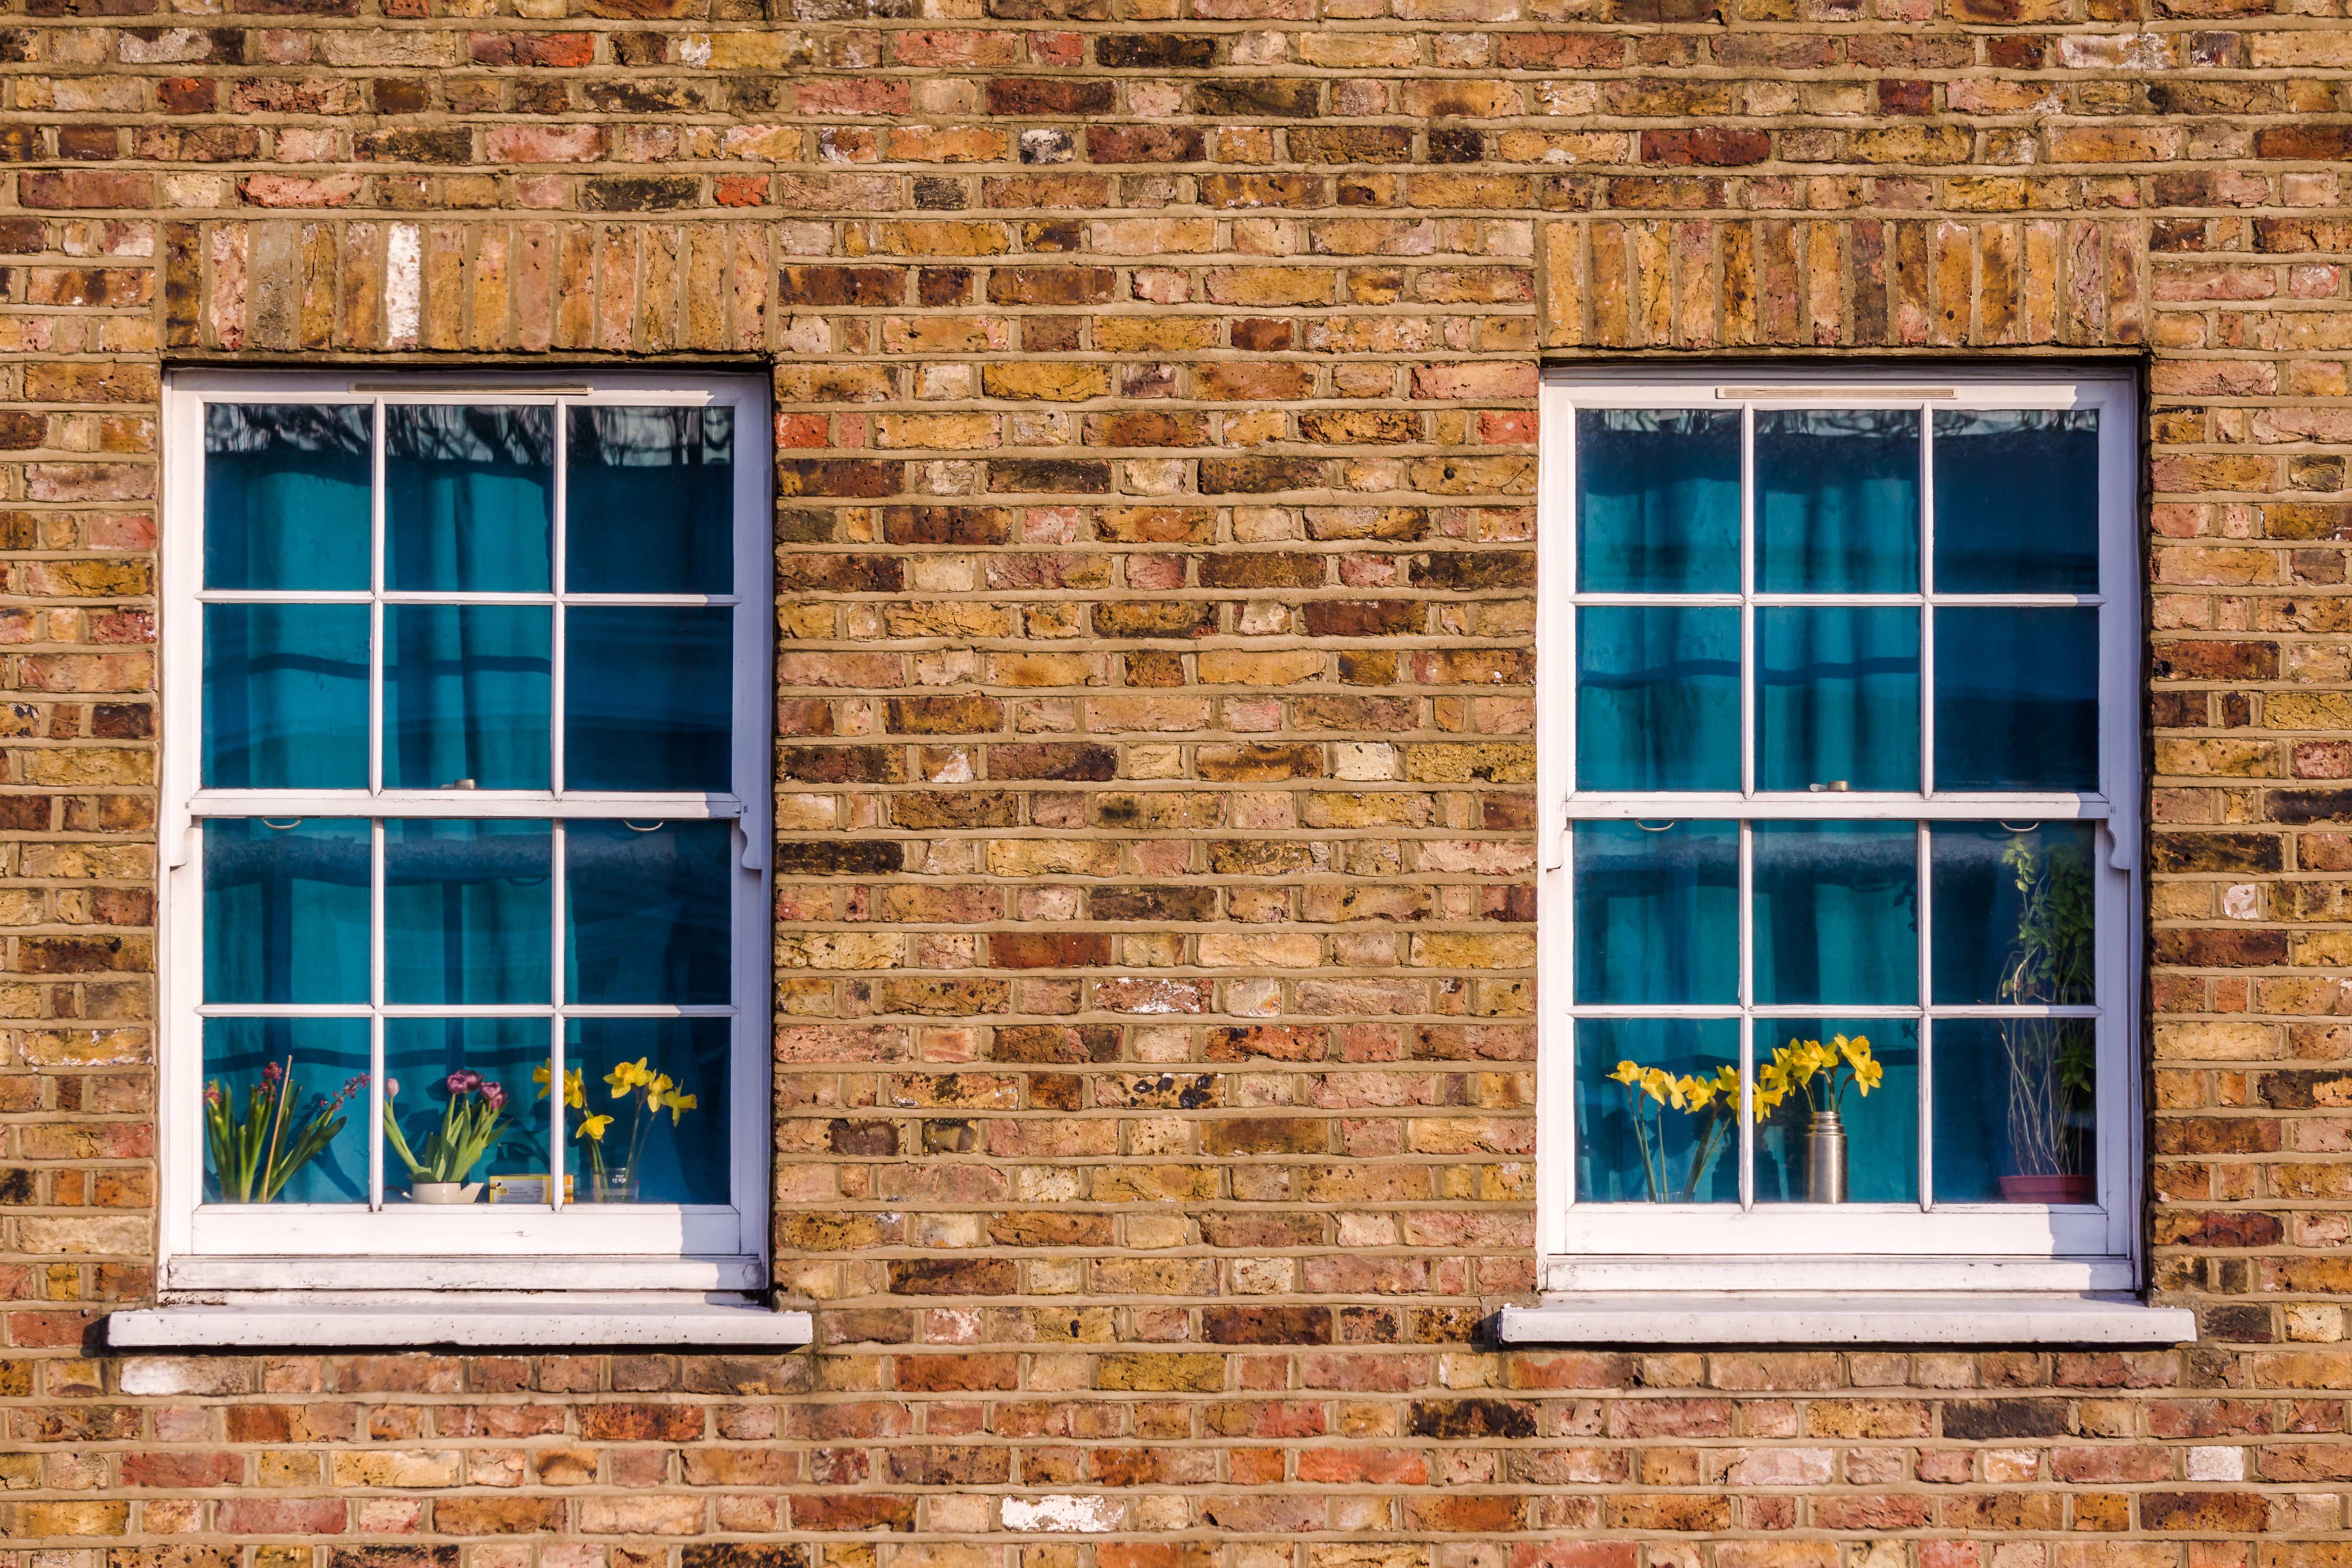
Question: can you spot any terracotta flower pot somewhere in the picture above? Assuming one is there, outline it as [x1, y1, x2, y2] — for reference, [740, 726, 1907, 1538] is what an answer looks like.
[1998, 1174, 2095, 1205]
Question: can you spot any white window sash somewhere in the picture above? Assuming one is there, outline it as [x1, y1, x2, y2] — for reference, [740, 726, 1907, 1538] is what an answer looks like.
[157, 371, 773, 1289]
[1534, 366, 2142, 1290]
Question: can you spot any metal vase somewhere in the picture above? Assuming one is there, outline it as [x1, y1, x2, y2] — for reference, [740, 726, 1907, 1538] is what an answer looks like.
[1804, 1109, 1848, 1203]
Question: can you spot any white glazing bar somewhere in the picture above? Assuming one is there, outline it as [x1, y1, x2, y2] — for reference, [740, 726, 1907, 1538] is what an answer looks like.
[369, 399, 386, 799]
[1920, 404, 1937, 798]
[1917, 818, 1934, 1210]
[368, 817, 386, 1211]
[551, 398, 569, 797]
[1739, 403, 1755, 800]
[549, 818, 566, 1212]
[1737, 818, 1754, 1211]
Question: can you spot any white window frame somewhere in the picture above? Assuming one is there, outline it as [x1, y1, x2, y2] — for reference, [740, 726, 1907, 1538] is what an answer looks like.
[1534, 364, 2142, 1294]
[157, 370, 772, 1294]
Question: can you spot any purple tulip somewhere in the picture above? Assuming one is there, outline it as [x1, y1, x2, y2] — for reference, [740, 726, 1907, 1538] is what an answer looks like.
[482, 1081, 508, 1111]
[446, 1068, 483, 1096]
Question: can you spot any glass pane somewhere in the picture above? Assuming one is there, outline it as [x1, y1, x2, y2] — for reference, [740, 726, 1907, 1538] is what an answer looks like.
[565, 607, 732, 791]
[1573, 1019, 1740, 1204]
[1934, 608, 2098, 791]
[203, 818, 370, 1004]
[1752, 822, 1918, 1007]
[201, 604, 368, 789]
[384, 1018, 553, 1202]
[1575, 408, 1739, 593]
[1756, 606, 1919, 793]
[563, 1018, 731, 1205]
[384, 819, 552, 1005]
[1930, 822, 2098, 1006]
[1753, 1018, 1918, 1204]
[1933, 410, 2099, 593]
[568, 406, 735, 595]
[382, 606, 551, 791]
[1756, 408, 1920, 593]
[1572, 821, 1737, 1005]
[566, 819, 733, 1005]
[201, 1018, 370, 1203]
[205, 403, 371, 591]
[386, 405, 553, 592]
[1576, 606, 1739, 792]
[1932, 1018, 2097, 1204]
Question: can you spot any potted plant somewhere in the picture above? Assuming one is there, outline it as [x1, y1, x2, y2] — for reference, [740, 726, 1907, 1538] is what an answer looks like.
[203, 1059, 367, 1202]
[1605, 1059, 1786, 1201]
[1760, 1034, 1884, 1203]
[539, 1057, 698, 1203]
[1995, 834, 2097, 1203]
[383, 1069, 510, 1203]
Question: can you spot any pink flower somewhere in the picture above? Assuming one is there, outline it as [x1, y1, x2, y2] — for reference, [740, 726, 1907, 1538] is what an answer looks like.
[446, 1068, 483, 1096]
[204, 1083, 223, 1108]
[262, 1061, 285, 1086]
[481, 1081, 508, 1111]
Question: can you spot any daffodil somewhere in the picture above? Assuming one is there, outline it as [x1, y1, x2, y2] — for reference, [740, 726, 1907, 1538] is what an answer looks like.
[657, 1089, 698, 1126]
[1609, 1060, 1642, 1086]
[578, 1113, 613, 1141]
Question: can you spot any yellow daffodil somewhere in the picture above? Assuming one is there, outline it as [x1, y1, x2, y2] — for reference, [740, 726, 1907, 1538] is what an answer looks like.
[657, 1089, 699, 1126]
[577, 1112, 613, 1142]
[1609, 1060, 1642, 1087]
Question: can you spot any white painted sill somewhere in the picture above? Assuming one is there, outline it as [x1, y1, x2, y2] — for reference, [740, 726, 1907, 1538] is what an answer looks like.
[1498, 1292, 2198, 1346]
[108, 1293, 813, 1349]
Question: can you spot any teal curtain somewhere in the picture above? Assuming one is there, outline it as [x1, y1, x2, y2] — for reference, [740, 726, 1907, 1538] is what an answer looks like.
[565, 1017, 732, 1204]
[202, 604, 368, 790]
[1576, 409, 1740, 593]
[1934, 608, 2098, 790]
[383, 819, 552, 1005]
[1933, 410, 2098, 593]
[386, 405, 552, 592]
[202, 818, 370, 1004]
[382, 605, 550, 791]
[567, 406, 734, 594]
[1576, 606, 1739, 792]
[1751, 821, 1917, 1006]
[1756, 408, 1919, 593]
[1757, 607, 1919, 793]
[1573, 820, 1737, 1004]
[566, 608, 732, 791]
[204, 403, 370, 591]
[201, 1018, 371, 1203]
[566, 820, 732, 1004]
[383, 1017, 552, 1192]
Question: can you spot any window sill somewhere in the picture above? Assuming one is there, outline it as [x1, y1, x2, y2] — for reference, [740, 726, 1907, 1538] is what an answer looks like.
[108, 1294, 812, 1350]
[1498, 1292, 2196, 1347]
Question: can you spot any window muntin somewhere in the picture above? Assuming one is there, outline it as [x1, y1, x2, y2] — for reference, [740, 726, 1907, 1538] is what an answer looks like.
[162, 374, 769, 1285]
[1536, 370, 2138, 1288]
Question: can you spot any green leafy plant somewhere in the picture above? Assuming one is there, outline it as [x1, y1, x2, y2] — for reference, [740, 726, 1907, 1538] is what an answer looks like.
[1998, 834, 2097, 1178]
[203, 1059, 365, 1203]
[383, 1069, 510, 1185]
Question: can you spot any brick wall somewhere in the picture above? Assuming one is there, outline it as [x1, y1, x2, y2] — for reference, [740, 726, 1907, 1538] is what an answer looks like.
[3, 0, 2352, 1563]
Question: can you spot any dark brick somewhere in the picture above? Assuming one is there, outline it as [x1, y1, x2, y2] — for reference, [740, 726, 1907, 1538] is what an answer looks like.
[986, 77, 1115, 114]
[889, 1258, 1017, 1295]
[772, 841, 904, 877]
[779, 265, 903, 306]
[1408, 1399, 1537, 1439]
[1941, 1400, 2072, 1441]
[1096, 33, 1215, 67]
[582, 175, 700, 211]
[1203, 1306, 1334, 1345]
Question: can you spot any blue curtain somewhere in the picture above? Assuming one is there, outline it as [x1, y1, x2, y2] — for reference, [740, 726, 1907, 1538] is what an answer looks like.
[1753, 1017, 1918, 1203]
[1576, 409, 1739, 593]
[383, 1017, 553, 1193]
[565, 1017, 732, 1204]
[566, 608, 732, 791]
[1757, 408, 1919, 593]
[202, 1018, 371, 1203]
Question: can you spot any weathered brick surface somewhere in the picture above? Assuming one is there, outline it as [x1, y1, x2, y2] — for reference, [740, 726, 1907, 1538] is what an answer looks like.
[0, 0, 2347, 1563]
